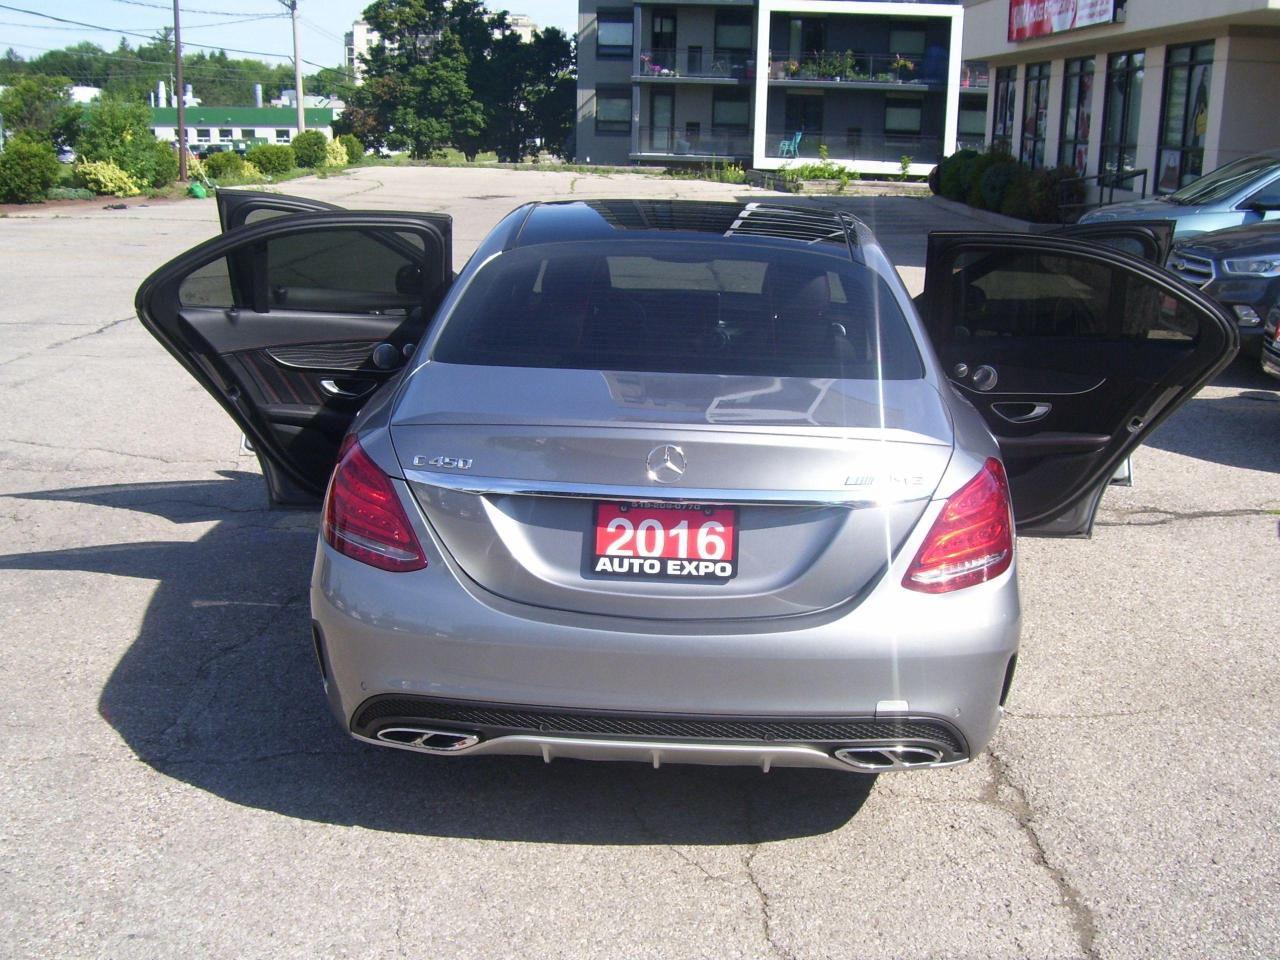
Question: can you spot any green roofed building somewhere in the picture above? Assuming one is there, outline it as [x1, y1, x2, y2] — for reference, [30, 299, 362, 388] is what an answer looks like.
[149, 107, 338, 152]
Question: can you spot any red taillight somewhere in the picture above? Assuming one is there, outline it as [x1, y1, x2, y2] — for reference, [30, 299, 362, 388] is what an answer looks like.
[323, 438, 427, 572]
[903, 457, 1013, 594]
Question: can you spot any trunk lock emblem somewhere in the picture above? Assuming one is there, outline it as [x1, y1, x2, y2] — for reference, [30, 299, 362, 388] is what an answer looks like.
[646, 444, 686, 483]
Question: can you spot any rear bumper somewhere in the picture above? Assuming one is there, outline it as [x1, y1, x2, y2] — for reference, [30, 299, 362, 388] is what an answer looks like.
[310, 481, 1021, 772]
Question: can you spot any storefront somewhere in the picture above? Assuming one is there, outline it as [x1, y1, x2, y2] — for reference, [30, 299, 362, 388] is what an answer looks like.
[962, 0, 1280, 197]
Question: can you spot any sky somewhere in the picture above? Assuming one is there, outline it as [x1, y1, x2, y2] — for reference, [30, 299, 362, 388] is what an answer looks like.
[0, 0, 578, 71]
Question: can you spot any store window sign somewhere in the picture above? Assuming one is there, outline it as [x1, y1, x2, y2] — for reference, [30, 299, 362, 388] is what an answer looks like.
[1008, 0, 1115, 42]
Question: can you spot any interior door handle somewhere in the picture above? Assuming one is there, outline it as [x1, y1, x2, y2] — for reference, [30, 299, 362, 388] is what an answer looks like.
[992, 401, 1052, 424]
[319, 378, 375, 399]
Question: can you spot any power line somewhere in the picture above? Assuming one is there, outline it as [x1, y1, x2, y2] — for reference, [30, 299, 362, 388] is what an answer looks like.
[0, 14, 285, 32]
[0, 3, 297, 62]
[104, 0, 280, 15]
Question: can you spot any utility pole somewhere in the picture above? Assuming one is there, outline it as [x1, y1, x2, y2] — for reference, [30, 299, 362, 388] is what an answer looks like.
[282, 0, 305, 134]
[173, 0, 187, 180]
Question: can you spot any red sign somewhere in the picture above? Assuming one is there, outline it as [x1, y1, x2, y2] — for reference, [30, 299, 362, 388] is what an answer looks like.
[593, 503, 737, 579]
[1008, 0, 1115, 42]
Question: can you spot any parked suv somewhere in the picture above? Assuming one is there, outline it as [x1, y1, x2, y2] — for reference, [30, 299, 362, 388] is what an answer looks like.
[1166, 221, 1280, 357]
[1080, 153, 1280, 238]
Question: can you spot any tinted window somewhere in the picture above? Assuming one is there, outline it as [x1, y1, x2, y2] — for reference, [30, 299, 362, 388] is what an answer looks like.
[265, 228, 425, 313]
[179, 257, 233, 307]
[951, 250, 1198, 343]
[433, 241, 923, 380]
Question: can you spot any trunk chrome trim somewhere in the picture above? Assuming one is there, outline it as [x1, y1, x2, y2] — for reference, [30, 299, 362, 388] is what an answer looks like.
[403, 469, 933, 507]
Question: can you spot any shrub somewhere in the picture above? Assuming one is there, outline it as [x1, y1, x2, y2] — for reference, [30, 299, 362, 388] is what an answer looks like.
[998, 169, 1036, 220]
[291, 130, 328, 168]
[212, 164, 267, 186]
[246, 143, 295, 175]
[323, 137, 348, 167]
[936, 149, 979, 201]
[205, 150, 245, 179]
[77, 97, 171, 187]
[46, 186, 96, 201]
[977, 159, 1023, 211]
[148, 139, 178, 188]
[0, 138, 61, 203]
[964, 150, 1013, 207]
[77, 159, 141, 197]
[187, 154, 209, 182]
[338, 133, 363, 164]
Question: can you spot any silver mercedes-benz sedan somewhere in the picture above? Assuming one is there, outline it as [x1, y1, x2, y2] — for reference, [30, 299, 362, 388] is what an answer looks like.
[136, 194, 1236, 774]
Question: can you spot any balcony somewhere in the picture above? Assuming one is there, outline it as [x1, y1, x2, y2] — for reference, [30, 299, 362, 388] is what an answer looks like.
[633, 48, 754, 83]
[765, 129, 943, 165]
[767, 51, 944, 89]
[630, 124, 752, 161]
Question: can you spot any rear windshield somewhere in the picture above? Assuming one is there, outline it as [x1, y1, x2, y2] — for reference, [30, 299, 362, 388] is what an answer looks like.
[431, 241, 923, 380]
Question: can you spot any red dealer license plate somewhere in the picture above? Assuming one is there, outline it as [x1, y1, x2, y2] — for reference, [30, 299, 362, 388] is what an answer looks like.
[592, 503, 738, 580]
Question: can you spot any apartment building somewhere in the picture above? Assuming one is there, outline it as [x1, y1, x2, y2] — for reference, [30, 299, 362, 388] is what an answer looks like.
[576, 0, 984, 176]
[963, 0, 1280, 196]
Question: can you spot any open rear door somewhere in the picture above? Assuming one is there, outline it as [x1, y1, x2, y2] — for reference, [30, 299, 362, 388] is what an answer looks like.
[136, 211, 452, 505]
[920, 232, 1237, 536]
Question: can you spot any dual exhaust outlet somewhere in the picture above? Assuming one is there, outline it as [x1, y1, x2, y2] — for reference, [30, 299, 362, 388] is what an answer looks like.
[374, 725, 950, 771]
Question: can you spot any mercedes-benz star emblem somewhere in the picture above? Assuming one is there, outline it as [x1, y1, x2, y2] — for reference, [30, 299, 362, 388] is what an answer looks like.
[646, 444, 686, 484]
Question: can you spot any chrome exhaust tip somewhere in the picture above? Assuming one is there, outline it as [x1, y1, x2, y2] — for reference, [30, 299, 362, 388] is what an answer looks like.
[833, 745, 946, 771]
[374, 727, 481, 753]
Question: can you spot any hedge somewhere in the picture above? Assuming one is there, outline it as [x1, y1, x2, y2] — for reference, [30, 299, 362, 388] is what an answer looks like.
[338, 133, 363, 164]
[931, 147, 1084, 224]
[205, 151, 245, 179]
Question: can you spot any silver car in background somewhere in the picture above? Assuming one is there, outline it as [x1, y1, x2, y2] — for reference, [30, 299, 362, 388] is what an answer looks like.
[136, 195, 1236, 774]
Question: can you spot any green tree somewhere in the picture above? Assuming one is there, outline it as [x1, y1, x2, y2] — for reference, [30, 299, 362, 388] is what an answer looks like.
[0, 136, 60, 202]
[0, 75, 81, 145]
[342, 24, 483, 158]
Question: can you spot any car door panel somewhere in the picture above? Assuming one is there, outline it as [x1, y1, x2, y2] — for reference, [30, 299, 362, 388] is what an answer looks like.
[922, 232, 1237, 537]
[137, 211, 452, 505]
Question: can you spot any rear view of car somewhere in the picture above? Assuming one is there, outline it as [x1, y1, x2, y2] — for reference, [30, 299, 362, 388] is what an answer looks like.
[312, 212, 1018, 773]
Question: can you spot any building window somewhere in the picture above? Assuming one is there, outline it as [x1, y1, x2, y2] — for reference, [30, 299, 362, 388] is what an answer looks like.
[711, 88, 749, 135]
[714, 9, 752, 73]
[275, 128, 291, 143]
[218, 127, 233, 140]
[888, 29, 926, 57]
[597, 10, 633, 60]
[885, 98, 923, 136]
[651, 7, 676, 57]
[195, 128, 211, 142]
[240, 128, 255, 139]
[1100, 51, 1144, 185]
[1157, 41, 1214, 193]
[1020, 61, 1050, 168]
[991, 66, 1016, 153]
[1058, 57, 1095, 173]
[595, 86, 632, 135]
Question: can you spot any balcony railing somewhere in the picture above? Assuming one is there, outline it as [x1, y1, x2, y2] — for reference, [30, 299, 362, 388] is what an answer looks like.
[765, 129, 943, 165]
[632, 124, 752, 158]
[636, 48, 753, 80]
[960, 60, 989, 89]
[767, 51, 944, 85]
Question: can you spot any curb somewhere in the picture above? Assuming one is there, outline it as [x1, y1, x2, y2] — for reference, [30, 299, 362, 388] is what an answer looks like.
[926, 195, 1031, 231]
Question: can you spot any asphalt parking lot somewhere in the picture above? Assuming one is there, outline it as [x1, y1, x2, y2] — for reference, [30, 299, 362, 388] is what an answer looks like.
[1, 165, 1277, 959]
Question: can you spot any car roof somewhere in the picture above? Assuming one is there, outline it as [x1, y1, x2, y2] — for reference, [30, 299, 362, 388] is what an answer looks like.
[513, 199, 865, 258]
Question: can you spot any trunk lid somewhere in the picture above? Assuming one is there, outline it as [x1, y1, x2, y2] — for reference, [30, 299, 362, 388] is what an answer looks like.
[392, 364, 953, 621]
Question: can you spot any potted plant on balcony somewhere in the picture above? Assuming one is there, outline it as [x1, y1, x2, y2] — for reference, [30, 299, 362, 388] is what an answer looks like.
[890, 54, 916, 83]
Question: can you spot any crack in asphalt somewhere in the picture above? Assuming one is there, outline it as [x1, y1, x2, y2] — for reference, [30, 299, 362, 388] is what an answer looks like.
[741, 790, 795, 960]
[983, 751, 1099, 960]
[0, 436, 228, 466]
[146, 589, 310, 765]
[1097, 506, 1276, 528]
[0, 314, 132, 367]
[621, 772, 727, 883]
